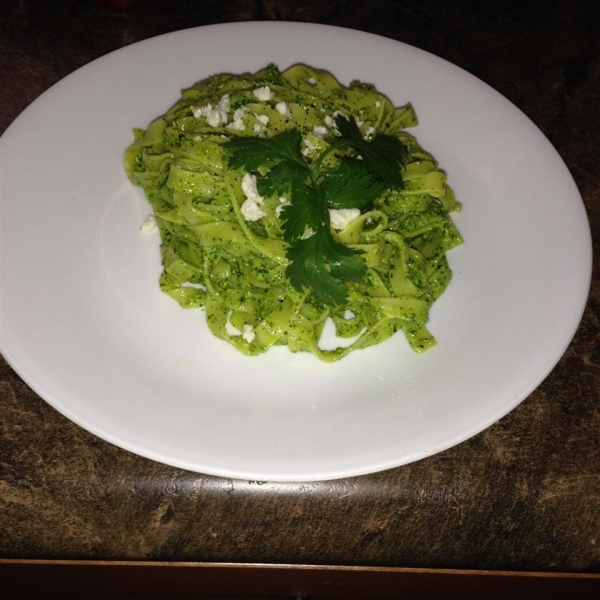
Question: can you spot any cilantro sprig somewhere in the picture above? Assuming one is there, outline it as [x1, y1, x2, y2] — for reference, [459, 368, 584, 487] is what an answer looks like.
[325, 114, 407, 189]
[225, 114, 407, 305]
[227, 129, 309, 195]
[321, 159, 387, 209]
[286, 227, 367, 306]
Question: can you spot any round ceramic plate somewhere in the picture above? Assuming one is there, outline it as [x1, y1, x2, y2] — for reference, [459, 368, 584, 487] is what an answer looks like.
[0, 22, 592, 481]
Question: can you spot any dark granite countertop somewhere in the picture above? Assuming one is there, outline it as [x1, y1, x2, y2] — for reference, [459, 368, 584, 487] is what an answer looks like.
[1, 0, 598, 573]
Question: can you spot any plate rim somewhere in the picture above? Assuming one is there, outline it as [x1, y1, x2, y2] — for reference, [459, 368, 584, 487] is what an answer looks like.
[0, 21, 593, 481]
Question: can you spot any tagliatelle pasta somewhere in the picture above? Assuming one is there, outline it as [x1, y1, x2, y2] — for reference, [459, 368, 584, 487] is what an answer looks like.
[124, 64, 463, 361]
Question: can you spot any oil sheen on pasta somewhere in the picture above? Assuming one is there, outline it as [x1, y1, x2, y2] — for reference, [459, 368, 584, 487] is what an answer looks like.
[124, 64, 463, 361]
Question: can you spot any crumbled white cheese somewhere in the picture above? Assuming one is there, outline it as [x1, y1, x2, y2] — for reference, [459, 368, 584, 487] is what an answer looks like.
[253, 123, 262, 133]
[193, 94, 230, 127]
[255, 114, 269, 125]
[312, 125, 328, 138]
[329, 208, 361, 230]
[275, 101, 291, 117]
[355, 118, 364, 127]
[302, 138, 316, 157]
[253, 86, 274, 101]
[225, 313, 256, 342]
[240, 173, 265, 221]
[192, 104, 212, 118]
[227, 118, 245, 131]
[307, 76, 317, 85]
[233, 106, 248, 120]
[324, 115, 335, 128]
[227, 106, 247, 131]
[218, 94, 230, 112]
[205, 109, 223, 127]
[344, 309, 356, 320]
[241, 172, 260, 200]
[333, 110, 348, 120]
[242, 324, 256, 343]
[365, 126, 377, 139]
[139, 215, 157, 233]
[375, 100, 381, 108]
[241, 198, 266, 221]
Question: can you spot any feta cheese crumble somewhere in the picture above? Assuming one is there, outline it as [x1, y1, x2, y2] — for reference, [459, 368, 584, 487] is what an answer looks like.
[240, 173, 265, 221]
[192, 94, 230, 127]
[233, 106, 248, 120]
[227, 106, 247, 131]
[139, 214, 157, 233]
[226, 319, 255, 343]
[302, 138, 315, 157]
[192, 105, 212, 119]
[242, 324, 256, 343]
[241, 172, 260, 199]
[312, 125, 328, 138]
[241, 200, 265, 221]
[206, 109, 224, 127]
[275, 101, 291, 117]
[228, 119, 245, 131]
[329, 208, 361, 230]
[252, 86, 275, 101]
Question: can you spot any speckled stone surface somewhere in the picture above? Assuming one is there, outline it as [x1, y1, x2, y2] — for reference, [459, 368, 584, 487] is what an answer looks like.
[0, 0, 598, 572]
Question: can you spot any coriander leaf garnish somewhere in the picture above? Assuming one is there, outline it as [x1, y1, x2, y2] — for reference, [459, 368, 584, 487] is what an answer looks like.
[225, 128, 307, 171]
[225, 115, 408, 306]
[332, 114, 407, 189]
[257, 161, 308, 197]
[279, 183, 327, 242]
[321, 158, 387, 209]
[286, 227, 366, 306]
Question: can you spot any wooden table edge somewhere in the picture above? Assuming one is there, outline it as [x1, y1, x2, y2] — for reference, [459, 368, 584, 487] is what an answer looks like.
[1, 559, 598, 599]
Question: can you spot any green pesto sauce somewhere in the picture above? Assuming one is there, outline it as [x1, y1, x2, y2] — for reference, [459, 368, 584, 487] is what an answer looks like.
[124, 64, 463, 361]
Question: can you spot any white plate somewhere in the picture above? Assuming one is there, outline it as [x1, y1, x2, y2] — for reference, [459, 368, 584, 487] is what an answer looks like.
[0, 22, 592, 482]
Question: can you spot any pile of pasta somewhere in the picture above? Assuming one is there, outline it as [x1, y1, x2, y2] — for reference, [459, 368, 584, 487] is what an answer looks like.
[125, 64, 463, 361]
